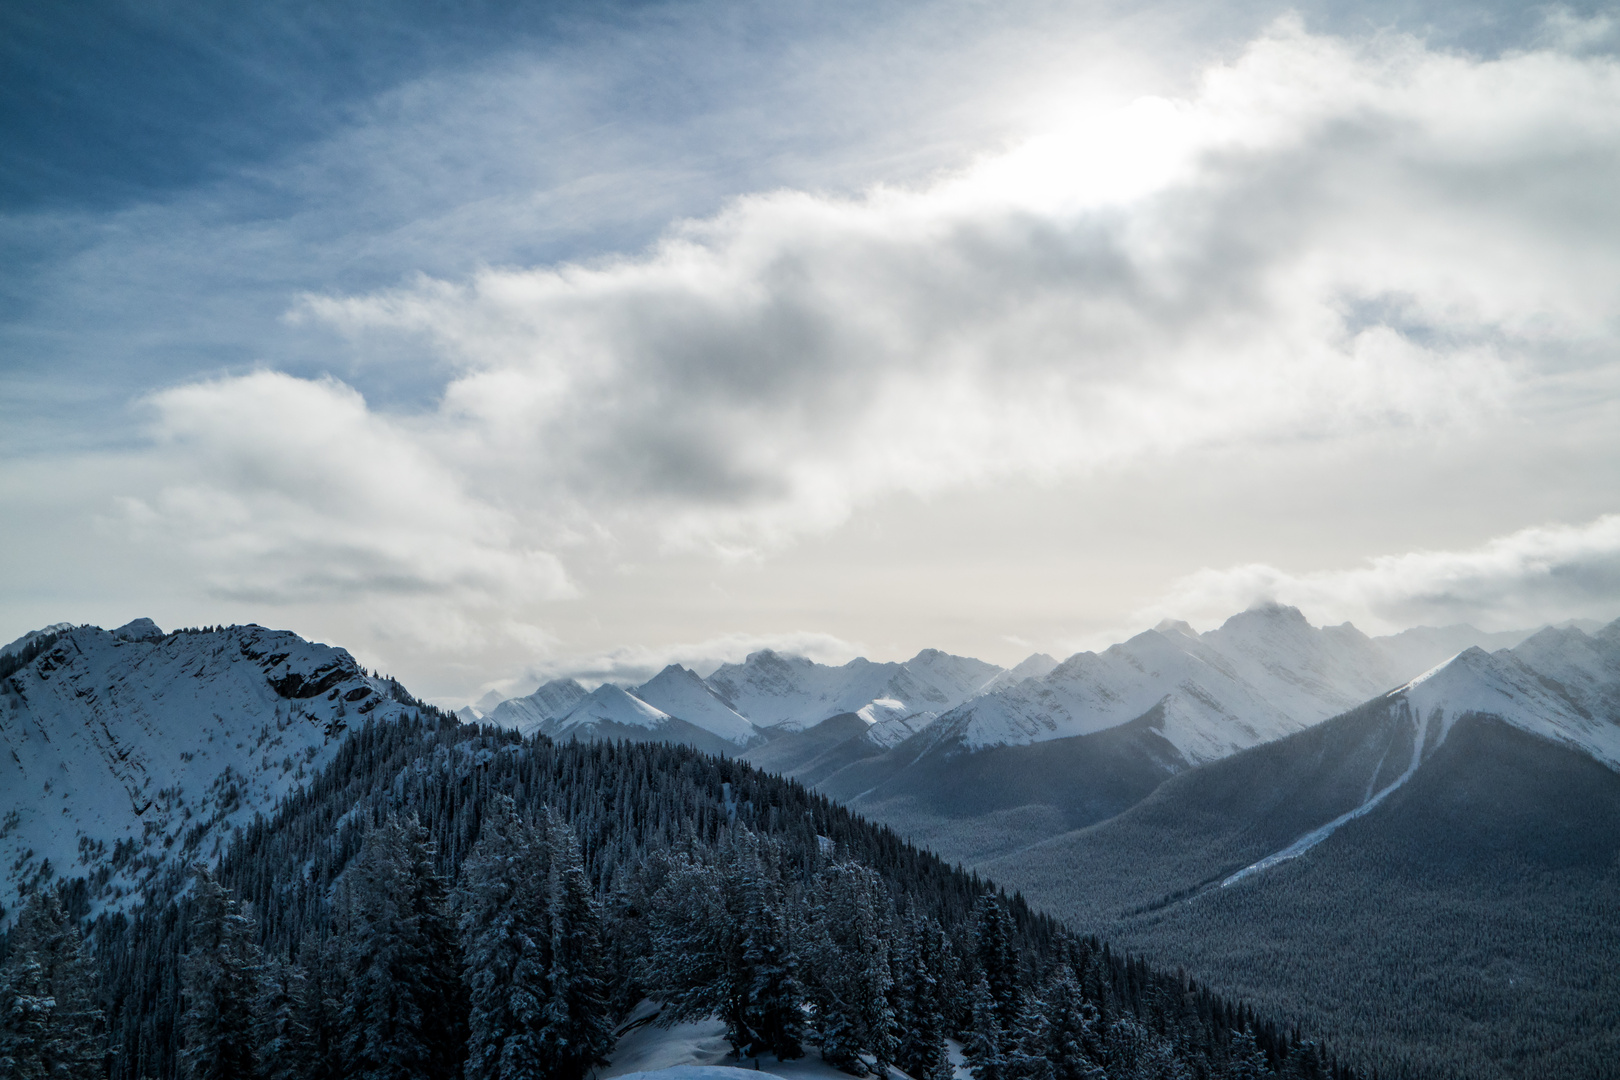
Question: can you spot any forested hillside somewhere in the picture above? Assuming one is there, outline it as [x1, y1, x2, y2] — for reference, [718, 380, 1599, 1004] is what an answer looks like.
[986, 706, 1620, 1080]
[5, 716, 1364, 1080]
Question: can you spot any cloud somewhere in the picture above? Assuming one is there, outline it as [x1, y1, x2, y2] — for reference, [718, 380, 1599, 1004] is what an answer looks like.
[1144, 514, 1620, 633]
[505, 629, 866, 694]
[27, 18, 1619, 696]
[120, 371, 573, 606]
[292, 19, 1619, 557]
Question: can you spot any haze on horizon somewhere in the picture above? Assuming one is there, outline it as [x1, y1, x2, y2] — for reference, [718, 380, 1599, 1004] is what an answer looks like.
[4, 0, 1619, 702]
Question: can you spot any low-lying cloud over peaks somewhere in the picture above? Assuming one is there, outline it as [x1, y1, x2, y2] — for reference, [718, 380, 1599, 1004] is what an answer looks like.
[1148, 514, 1620, 634]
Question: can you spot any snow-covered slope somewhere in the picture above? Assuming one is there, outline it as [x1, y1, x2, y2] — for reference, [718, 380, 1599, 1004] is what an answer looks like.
[977, 652, 1060, 694]
[1112, 617, 1620, 893]
[553, 683, 674, 734]
[928, 605, 1401, 764]
[2, 622, 77, 658]
[1394, 619, 1620, 768]
[979, 621, 1620, 1079]
[704, 649, 1001, 733]
[0, 621, 421, 921]
[632, 666, 760, 747]
[486, 678, 590, 736]
[525, 683, 750, 757]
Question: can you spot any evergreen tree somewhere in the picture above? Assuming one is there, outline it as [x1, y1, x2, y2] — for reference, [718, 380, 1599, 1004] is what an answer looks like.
[0, 952, 50, 1080]
[965, 974, 1007, 1080]
[254, 957, 314, 1080]
[459, 796, 552, 1080]
[1280, 1040, 1326, 1080]
[643, 855, 739, 1043]
[1005, 993, 1053, 1080]
[335, 816, 463, 1080]
[538, 808, 616, 1080]
[0, 889, 103, 1080]
[802, 861, 896, 1077]
[892, 914, 951, 1080]
[971, 895, 1022, 1032]
[1040, 972, 1105, 1080]
[726, 831, 804, 1062]
[179, 867, 261, 1080]
[1224, 1028, 1271, 1080]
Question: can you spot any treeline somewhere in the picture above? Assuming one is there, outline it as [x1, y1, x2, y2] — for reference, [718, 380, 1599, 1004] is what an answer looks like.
[7, 717, 1362, 1079]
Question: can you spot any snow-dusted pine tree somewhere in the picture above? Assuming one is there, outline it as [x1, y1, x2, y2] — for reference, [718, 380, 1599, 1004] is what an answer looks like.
[964, 974, 1007, 1080]
[539, 808, 615, 1080]
[1039, 972, 1105, 1080]
[727, 830, 803, 1062]
[0, 889, 103, 1080]
[803, 861, 896, 1077]
[459, 795, 551, 1080]
[335, 817, 463, 1080]
[253, 956, 314, 1080]
[893, 913, 952, 1080]
[179, 867, 261, 1080]
[1224, 1028, 1272, 1080]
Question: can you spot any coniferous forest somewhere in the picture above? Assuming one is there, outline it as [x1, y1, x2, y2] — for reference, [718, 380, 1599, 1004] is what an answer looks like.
[3, 715, 1364, 1080]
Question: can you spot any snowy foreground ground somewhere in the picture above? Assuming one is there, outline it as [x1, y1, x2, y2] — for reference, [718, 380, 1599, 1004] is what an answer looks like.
[601, 1001, 970, 1080]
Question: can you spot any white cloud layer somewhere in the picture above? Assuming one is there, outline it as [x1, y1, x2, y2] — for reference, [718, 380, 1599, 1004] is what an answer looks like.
[503, 629, 867, 695]
[288, 19, 1617, 559]
[14, 17, 1620, 696]
[1144, 513, 1620, 633]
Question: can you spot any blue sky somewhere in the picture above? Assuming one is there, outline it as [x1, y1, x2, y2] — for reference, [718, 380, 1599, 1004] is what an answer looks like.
[5, 0, 1620, 701]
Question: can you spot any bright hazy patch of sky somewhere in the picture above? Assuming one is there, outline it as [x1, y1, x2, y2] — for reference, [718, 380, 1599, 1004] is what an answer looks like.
[3, 0, 1618, 702]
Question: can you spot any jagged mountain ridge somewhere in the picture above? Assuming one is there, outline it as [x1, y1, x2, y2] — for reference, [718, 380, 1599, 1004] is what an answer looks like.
[979, 617, 1620, 1080]
[0, 620, 425, 922]
[480, 647, 1010, 749]
[455, 609, 1589, 870]
[703, 647, 1004, 733]
[927, 605, 1403, 763]
[484, 677, 590, 734]
[468, 610, 1550, 765]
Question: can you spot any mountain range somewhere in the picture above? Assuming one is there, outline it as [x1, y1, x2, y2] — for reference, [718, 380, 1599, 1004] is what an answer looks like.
[464, 606, 1590, 866]
[5, 607, 1616, 1077]
[981, 619, 1620, 1079]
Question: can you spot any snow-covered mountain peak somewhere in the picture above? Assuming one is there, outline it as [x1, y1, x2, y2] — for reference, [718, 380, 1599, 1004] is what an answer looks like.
[1154, 618, 1198, 638]
[555, 683, 672, 733]
[705, 646, 1004, 733]
[485, 678, 590, 736]
[1, 622, 77, 658]
[931, 606, 1401, 762]
[632, 665, 759, 746]
[1226, 601, 1311, 625]
[1, 621, 422, 921]
[111, 617, 163, 642]
[1389, 630, 1620, 769]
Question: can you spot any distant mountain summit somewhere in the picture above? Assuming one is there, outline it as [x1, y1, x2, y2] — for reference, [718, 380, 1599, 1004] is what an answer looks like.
[982, 617, 1620, 1079]
[704, 647, 1002, 732]
[455, 608, 1598, 866]
[0, 620, 425, 921]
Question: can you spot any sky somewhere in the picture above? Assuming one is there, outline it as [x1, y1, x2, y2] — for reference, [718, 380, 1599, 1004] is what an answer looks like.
[4, 0, 1620, 703]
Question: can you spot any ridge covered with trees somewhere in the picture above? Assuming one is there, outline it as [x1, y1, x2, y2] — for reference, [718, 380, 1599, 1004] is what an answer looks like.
[6, 716, 1364, 1079]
